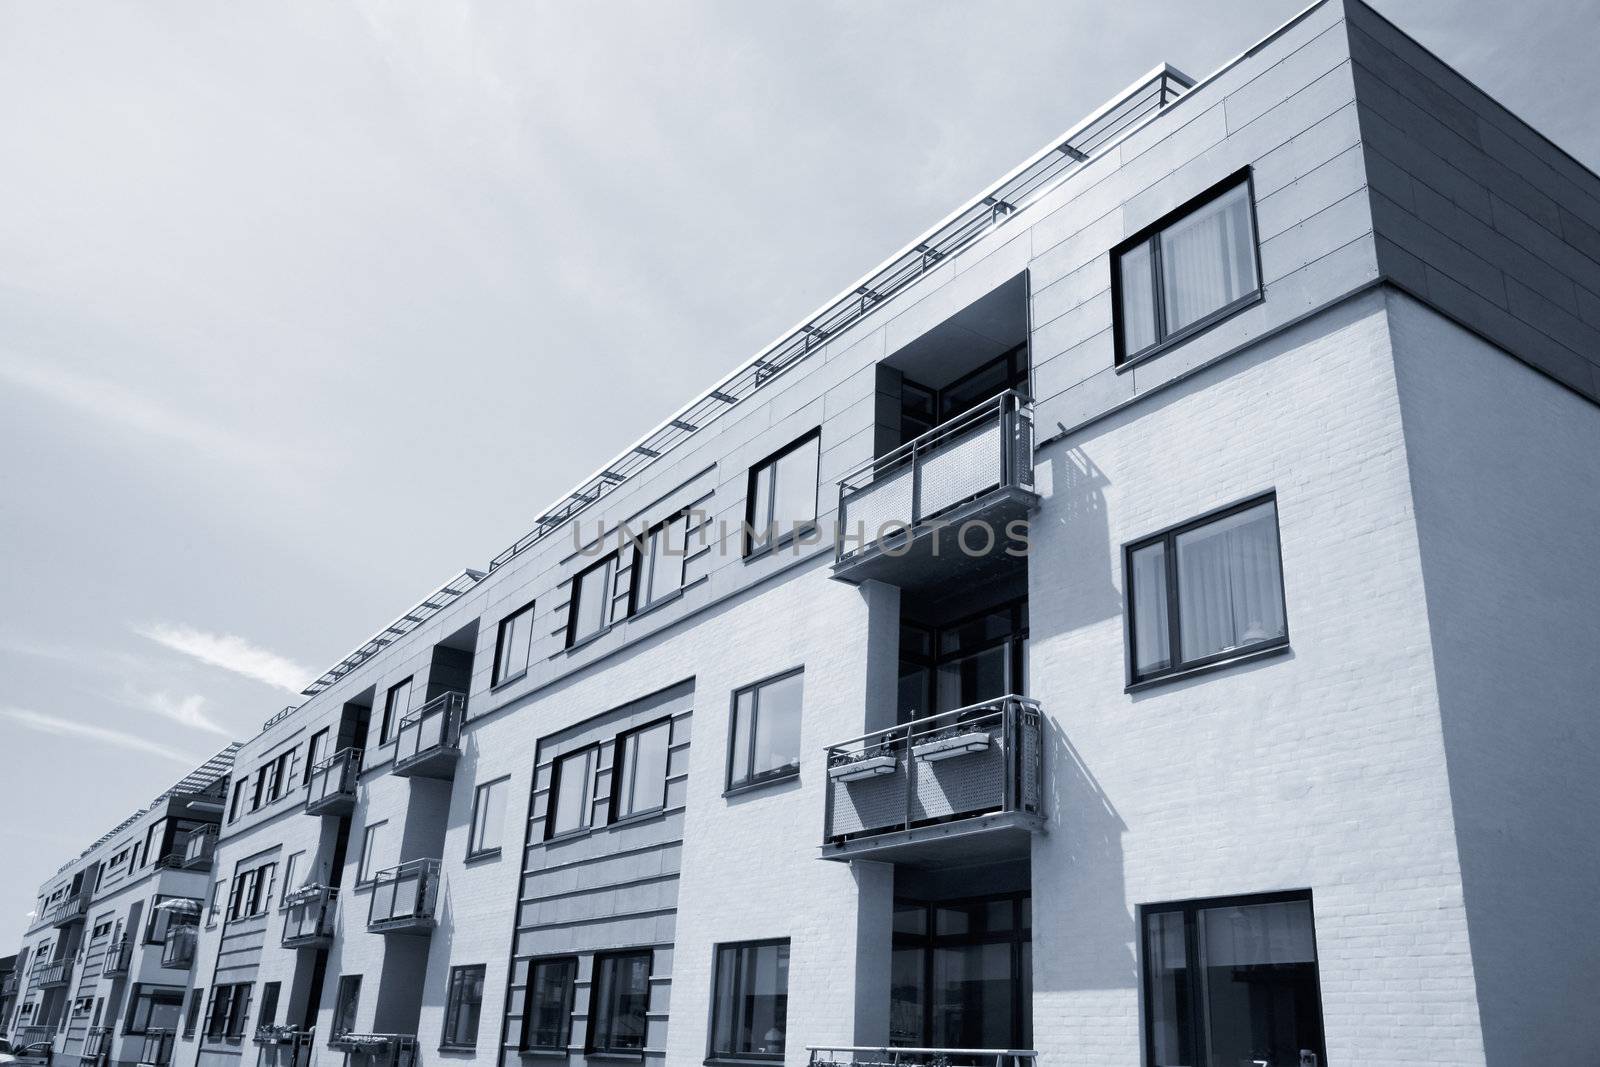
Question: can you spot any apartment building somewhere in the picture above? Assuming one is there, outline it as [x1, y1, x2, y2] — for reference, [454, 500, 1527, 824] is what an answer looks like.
[8, 2, 1599, 1065]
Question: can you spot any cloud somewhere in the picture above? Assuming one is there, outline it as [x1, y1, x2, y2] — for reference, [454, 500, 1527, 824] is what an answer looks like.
[131, 691, 233, 737]
[1, 707, 199, 766]
[135, 623, 309, 695]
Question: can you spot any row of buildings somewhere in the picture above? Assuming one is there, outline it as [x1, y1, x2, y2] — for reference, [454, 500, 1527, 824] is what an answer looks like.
[5, 2, 1597, 1064]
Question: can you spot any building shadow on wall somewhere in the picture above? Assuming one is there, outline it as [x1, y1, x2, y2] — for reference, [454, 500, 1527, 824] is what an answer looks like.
[1041, 716, 1137, 991]
[1037, 447, 1122, 634]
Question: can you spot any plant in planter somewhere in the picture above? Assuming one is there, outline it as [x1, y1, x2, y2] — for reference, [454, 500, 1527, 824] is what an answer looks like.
[911, 724, 992, 762]
[827, 743, 899, 781]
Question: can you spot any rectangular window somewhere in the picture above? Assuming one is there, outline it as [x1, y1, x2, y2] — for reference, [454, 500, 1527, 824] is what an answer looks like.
[493, 602, 537, 685]
[634, 511, 690, 611]
[257, 983, 280, 1029]
[545, 748, 594, 839]
[613, 719, 672, 820]
[281, 853, 302, 905]
[228, 780, 246, 823]
[441, 965, 485, 1049]
[744, 431, 821, 556]
[202, 983, 252, 1040]
[332, 976, 361, 1038]
[183, 988, 203, 1039]
[727, 670, 804, 790]
[566, 554, 618, 648]
[588, 951, 651, 1054]
[1125, 495, 1287, 684]
[468, 778, 508, 858]
[709, 940, 790, 1061]
[1113, 172, 1261, 365]
[1142, 891, 1326, 1067]
[522, 957, 577, 1052]
[304, 728, 327, 786]
[357, 823, 386, 884]
[380, 678, 413, 745]
[226, 864, 275, 921]
[125, 986, 185, 1035]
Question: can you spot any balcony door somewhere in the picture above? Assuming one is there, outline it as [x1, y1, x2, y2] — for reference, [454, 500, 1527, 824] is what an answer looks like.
[891, 893, 1031, 1055]
[898, 599, 1028, 724]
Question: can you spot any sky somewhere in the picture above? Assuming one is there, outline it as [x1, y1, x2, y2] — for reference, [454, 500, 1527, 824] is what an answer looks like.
[1, 0, 1596, 950]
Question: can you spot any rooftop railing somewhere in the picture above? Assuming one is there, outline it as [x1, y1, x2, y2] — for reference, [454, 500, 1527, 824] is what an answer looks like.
[366, 859, 440, 935]
[282, 886, 338, 948]
[807, 1047, 1037, 1067]
[182, 825, 218, 870]
[392, 693, 466, 779]
[305, 749, 362, 816]
[822, 696, 1044, 863]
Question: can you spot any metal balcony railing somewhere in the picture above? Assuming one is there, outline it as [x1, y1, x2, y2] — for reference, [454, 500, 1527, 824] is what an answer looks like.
[327, 1032, 417, 1067]
[102, 935, 133, 977]
[305, 748, 362, 815]
[366, 860, 439, 934]
[834, 392, 1036, 584]
[15, 1025, 56, 1046]
[255, 1027, 316, 1067]
[1, 972, 17, 995]
[282, 886, 337, 948]
[140, 1028, 176, 1067]
[161, 924, 197, 969]
[807, 1046, 1037, 1067]
[82, 1026, 114, 1061]
[182, 825, 218, 869]
[391, 692, 466, 779]
[47, 891, 91, 927]
[822, 696, 1044, 863]
[34, 958, 72, 988]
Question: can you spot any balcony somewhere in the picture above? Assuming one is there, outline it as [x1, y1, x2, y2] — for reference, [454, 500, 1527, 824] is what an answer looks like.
[34, 958, 72, 988]
[160, 924, 197, 969]
[282, 886, 337, 948]
[305, 748, 362, 816]
[15, 1025, 56, 1049]
[2, 972, 17, 996]
[366, 859, 439, 935]
[102, 935, 133, 977]
[327, 1033, 416, 1067]
[807, 1046, 1037, 1067]
[138, 1029, 175, 1067]
[82, 1026, 114, 1062]
[47, 891, 91, 927]
[833, 391, 1037, 588]
[181, 825, 218, 870]
[822, 696, 1044, 865]
[391, 692, 465, 779]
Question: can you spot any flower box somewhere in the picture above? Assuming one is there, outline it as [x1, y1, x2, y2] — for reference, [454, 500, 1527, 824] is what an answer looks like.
[911, 730, 991, 762]
[827, 754, 897, 782]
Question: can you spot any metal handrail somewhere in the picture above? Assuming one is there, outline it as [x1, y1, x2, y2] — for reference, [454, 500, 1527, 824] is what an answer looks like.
[282, 885, 338, 944]
[306, 748, 363, 808]
[366, 859, 440, 928]
[103, 935, 134, 975]
[807, 1047, 1037, 1067]
[841, 390, 1029, 486]
[33, 958, 72, 986]
[140, 1029, 176, 1067]
[826, 693, 1036, 752]
[393, 692, 466, 767]
[83, 1026, 114, 1059]
[46, 890, 91, 925]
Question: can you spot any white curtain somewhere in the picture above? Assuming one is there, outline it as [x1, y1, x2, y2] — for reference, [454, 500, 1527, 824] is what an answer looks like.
[1119, 240, 1158, 353]
[1160, 182, 1257, 333]
[1200, 899, 1316, 966]
[1176, 502, 1284, 661]
[1130, 542, 1171, 673]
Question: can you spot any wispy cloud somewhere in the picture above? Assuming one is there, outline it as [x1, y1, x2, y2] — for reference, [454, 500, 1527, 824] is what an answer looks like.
[135, 623, 309, 695]
[1, 706, 199, 766]
[128, 690, 233, 737]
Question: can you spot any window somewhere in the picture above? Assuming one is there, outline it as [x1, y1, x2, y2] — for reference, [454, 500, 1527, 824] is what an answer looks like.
[441, 965, 485, 1049]
[744, 430, 821, 556]
[634, 512, 690, 611]
[613, 719, 672, 820]
[226, 864, 276, 922]
[228, 780, 246, 823]
[91, 919, 112, 940]
[521, 957, 577, 1052]
[545, 748, 594, 839]
[1143, 891, 1327, 1067]
[566, 553, 620, 648]
[203, 983, 252, 1040]
[727, 670, 803, 790]
[493, 602, 537, 685]
[357, 823, 386, 884]
[588, 951, 651, 1054]
[304, 729, 328, 786]
[183, 988, 204, 1039]
[1114, 172, 1261, 364]
[380, 678, 413, 745]
[257, 983, 280, 1029]
[332, 976, 361, 1038]
[891, 894, 1031, 1049]
[146, 895, 201, 944]
[468, 778, 509, 858]
[281, 853, 302, 905]
[709, 940, 790, 1061]
[264, 750, 293, 803]
[207, 881, 224, 926]
[125, 985, 185, 1035]
[1125, 495, 1288, 684]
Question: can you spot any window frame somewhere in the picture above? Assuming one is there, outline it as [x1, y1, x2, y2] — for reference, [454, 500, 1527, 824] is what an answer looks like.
[492, 601, 537, 686]
[1138, 889, 1326, 1067]
[331, 975, 361, 1040]
[543, 747, 596, 841]
[467, 777, 509, 860]
[566, 552, 621, 649]
[440, 964, 486, 1051]
[356, 823, 386, 886]
[520, 955, 578, 1053]
[1111, 168, 1264, 368]
[611, 717, 673, 823]
[742, 429, 822, 558]
[303, 729, 328, 787]
[380, 677, 413, 746]
[124, 984, 186, 1036]
[1122, 492, 1289, 689]
[586, 950, 653, 1055]
[632, 510, 693, 614]
[725, 668, 805, 793]
[707, 938, 791, 1063]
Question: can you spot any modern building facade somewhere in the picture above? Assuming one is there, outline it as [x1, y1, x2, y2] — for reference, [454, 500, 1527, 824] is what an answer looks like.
[8, 2, 1599, 1065]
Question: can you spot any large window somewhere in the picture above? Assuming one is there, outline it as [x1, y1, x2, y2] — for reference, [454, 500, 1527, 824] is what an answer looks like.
[1143, 891, 1327, 1067]
[567, 553, 621, 648]
[1113, 172, 1261, 365]
[442, 965, 485, 1049]
[468, 778, 508, 858]
[545, 748, 595, 839]
[727, 670, 803, 790]
[380, 678, 413, 745]
[225, 864, 275, 922]
[257, 983, 280, 1029]
[304, 729, 327, 786]
[493, 602, 536, 685]
[1125, 495, 1287, 685]
[125, 985, 185, 1036]
[588, 951, 651, 1054]
[744, 430, 821, 556]
[145, 895, 201, 944]
[709, 940, 790, 1062]
[332, 976, 361, 1038]
[522, 957, 577, 1052]
[613, 719, 672, 820]
[635, 511, 690, 611]
[891, 895, 1031, 1050]
[202, 983, 252, 1040]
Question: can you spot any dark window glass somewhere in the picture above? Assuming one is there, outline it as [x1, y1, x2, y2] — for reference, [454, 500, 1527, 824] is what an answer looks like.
[332, 975, 361, 1037]
[304, 730, 327, 786]
[1115, 175, 1260, 364]
[567, 555, 617, 647]
[709, 940, 789, 1061]
[891, 895, 1030, 1050]
[589, 952, 651, 1053]
[442, 966, 485, 1048]
[493, 603, 536, 684]
[380, 678, 413, 745]
[126, 986, 185, 1035]
[546, 748, 594, 838]
[728, 671, 803, 789]
[468, 778, 508, 857]
[636, 513, 690, 610]
[257, 983, 280, 1029]
[201, 983, 249, 1039]
[744, 431, 821, 555]
[183, 988, 203, 1039]
[615, 720, 672, 819]
[523, 957, 576, 1051]
[1127, 496, 1287, 683]
[1143, 893, 1327, 1067]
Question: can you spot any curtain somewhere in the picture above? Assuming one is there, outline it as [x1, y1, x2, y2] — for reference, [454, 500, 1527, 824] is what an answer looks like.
[1130, 542, 1171, 674]
[1160, 183, 1257, 333]
[1177, 502, 1285, 661]
[1119, 240, 1159, 353]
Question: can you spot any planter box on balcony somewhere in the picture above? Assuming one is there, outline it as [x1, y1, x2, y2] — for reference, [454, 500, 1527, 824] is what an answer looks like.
[827, 754, 897, 782]
[911, 731, 991, 762]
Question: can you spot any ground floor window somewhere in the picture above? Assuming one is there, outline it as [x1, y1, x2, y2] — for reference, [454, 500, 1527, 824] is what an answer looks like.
[125, 985, 185, 1035]
[708, 939, 789, 1061]
[1142, 891, 1327, 1067]
[521, 957, 577, 1052]
[442, 965, 485, 1049]
[891, 894, 1031, 1051]
[588, 951, 651, 1053]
